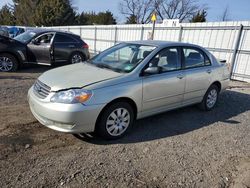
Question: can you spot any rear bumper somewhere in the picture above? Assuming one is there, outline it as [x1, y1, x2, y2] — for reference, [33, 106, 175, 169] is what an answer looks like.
[221, 78, 230, 92]
[27, 87, 105, 133]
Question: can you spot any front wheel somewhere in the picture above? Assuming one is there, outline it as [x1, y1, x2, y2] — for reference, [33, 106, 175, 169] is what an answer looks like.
[0, 53, 18, 72]
[95, 102, 135, 140]
[199, 85, 219, 111]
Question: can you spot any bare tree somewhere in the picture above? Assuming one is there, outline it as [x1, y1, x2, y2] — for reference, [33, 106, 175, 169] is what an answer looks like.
[220, 6, 230, 21]
[120, 0, 204, 23]
[119, 0, 156, 24]
[155, 0, 202, 22]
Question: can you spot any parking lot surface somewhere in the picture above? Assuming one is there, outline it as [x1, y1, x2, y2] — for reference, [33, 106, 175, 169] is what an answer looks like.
[0, 65, 250, 188]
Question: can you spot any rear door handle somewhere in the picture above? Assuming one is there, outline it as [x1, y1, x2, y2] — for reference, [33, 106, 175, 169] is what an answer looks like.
[68, 45, 75, 48]
[177, 74, 184, 79]
[206, 69, 212, 74]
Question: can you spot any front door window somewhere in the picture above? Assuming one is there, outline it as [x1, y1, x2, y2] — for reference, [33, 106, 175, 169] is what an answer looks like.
[147, 47, 181, 72]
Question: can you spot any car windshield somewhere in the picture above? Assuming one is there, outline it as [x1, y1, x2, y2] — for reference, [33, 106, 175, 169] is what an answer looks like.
[14, 31, 36, 43]
[90, 43, 156, 73]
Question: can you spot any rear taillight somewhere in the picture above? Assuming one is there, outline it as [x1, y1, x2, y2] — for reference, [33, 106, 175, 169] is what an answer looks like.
[82, 43, 89, 49]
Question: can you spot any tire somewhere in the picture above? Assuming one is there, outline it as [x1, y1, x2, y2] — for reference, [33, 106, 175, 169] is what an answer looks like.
[69, 52, 85, 64]
[0, 53, 18, 72]
[95, 102, 135, 140]
[199, 84, 219, 111]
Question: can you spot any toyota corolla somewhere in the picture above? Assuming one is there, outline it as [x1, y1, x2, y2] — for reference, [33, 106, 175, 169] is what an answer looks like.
[28, 41, 230, 139]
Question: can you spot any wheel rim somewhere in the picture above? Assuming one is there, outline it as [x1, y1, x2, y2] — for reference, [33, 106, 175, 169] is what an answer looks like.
[106, 108, 130, 136]
[0, 56, 13, 72]
[206, 89, 218, 108]
[71, 54, 82, 64]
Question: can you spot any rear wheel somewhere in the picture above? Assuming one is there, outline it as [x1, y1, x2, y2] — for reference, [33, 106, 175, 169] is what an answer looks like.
[199, 85, 219, 111]
[95, 102, 134, 140]
[0, 53, 18, 72]
[69, 52, 84, 64]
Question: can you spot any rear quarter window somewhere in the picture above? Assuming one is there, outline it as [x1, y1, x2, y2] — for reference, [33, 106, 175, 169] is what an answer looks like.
[54, 33, 78, 43]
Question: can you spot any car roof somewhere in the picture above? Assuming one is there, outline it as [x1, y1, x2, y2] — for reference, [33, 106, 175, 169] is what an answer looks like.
[29, 29, 79, 37]
[125, 40, 202, 48]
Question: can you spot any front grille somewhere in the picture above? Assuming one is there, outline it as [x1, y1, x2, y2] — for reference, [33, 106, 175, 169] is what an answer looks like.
[33, 80, 51, 99]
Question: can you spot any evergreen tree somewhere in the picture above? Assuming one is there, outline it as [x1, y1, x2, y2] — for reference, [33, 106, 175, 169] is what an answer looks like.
[190, 10, 207, 23]
[96, 11, 116, 25]
[76, 11, 116, 25]
[125, 15, 137, 24]
[76, 12, 89, 25]
[1, 0, 116, 26]
[13, 0, 40, 25]
[0, 5, 15, 25]
[34, 0, 77, 26]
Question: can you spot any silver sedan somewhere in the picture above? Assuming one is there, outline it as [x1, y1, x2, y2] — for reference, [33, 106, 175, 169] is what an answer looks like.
[28, 41, 230, 139]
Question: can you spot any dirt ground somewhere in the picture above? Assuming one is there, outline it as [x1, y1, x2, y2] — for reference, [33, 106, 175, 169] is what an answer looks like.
[0, 65, 250, 188]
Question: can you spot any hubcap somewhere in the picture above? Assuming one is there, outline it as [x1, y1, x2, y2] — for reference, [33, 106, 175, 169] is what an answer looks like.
[106, 108, 130, 136]
[206, 89, 217, 108]
[71, 54, 82, 64]
[0, 56, 13, 72]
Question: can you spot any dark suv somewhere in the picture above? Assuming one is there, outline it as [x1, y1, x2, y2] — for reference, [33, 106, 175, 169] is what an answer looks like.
[0, 29, 90, 72]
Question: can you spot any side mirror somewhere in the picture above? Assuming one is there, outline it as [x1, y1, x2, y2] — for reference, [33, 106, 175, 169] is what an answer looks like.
[143, 66, 160, 75]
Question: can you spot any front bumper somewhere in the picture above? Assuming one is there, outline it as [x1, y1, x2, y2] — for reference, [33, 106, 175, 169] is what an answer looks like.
[27, 87, 105, 133]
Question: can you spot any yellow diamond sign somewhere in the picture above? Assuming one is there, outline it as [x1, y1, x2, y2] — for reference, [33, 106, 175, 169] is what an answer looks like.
[151, 13, 157, 22]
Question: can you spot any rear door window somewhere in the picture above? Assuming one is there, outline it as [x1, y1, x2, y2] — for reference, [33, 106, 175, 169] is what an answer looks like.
[183, 47, 211, 69]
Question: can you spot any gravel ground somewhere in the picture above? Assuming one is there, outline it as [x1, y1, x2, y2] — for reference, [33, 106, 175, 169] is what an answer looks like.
[0, 65, 250, 188]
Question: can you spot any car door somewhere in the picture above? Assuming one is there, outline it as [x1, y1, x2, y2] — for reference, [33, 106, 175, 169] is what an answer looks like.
[142, 47, 185, 114]
[27, 32, 55, 65]
[53, 33, 79, 63]
[182, 47, 212, 105]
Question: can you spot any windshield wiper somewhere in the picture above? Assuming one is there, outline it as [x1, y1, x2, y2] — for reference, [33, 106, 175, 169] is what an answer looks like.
[96, 63, 112, 69]
[96, 63, 125, 73]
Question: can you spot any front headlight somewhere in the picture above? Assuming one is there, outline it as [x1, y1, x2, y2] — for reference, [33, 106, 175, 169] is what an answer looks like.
[50, 89, 92, 104]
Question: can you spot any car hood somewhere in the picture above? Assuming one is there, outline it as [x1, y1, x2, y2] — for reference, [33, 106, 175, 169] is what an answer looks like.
[38, 63, 123, 91]
[0, 35, 25, 49]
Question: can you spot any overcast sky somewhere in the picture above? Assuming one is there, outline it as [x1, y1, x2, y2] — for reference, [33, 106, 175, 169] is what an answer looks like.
[1, 0, 250, 23]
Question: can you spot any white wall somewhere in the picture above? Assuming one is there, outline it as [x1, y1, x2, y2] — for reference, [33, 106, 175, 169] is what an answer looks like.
[48, 21, 250, 82]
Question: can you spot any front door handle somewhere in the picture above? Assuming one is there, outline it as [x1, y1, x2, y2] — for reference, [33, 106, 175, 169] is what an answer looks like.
[206, 69, 212, 74]
[177, 74, 184, 79]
